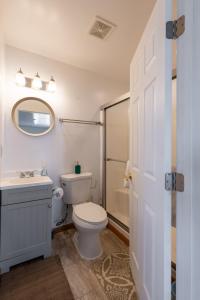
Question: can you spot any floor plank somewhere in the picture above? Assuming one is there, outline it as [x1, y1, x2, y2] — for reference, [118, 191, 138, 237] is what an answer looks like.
[0, 256, 74, 300]
[52, 228, 135, 300]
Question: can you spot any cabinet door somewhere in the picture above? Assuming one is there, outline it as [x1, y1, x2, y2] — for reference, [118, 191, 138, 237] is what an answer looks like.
[0, 199, 52, 260]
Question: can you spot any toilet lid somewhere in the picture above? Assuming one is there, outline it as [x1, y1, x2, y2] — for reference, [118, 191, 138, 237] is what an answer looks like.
[73, 202, 107, 224]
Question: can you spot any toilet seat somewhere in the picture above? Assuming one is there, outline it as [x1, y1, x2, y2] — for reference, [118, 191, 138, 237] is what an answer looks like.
[73, 202, 107, 224]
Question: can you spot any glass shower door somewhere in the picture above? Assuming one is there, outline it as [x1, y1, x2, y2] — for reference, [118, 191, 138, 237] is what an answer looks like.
[105, 99, 129, 229]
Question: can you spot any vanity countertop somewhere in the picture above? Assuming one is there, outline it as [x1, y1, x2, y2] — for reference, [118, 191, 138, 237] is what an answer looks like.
[0, 176, 53, 190]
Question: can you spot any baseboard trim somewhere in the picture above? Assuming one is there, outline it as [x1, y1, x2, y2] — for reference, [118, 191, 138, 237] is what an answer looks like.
[107, 222, 129, 246]
[52, 222, 129, 247]
[52, 223, 74, 237]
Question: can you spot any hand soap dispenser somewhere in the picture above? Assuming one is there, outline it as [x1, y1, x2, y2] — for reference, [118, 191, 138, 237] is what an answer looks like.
[75, 161, 81, 174]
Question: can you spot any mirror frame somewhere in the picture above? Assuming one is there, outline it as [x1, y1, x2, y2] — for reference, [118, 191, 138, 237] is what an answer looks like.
[11, 97, 55, 136]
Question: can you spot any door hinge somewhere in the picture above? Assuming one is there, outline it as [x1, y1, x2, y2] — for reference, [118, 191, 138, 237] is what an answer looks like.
[165, 172, 184, 192]
[166, 15, 185, 39]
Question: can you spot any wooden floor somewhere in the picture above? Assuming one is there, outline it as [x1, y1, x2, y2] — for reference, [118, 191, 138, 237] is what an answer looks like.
[52, 228, 131, 300]
[0, 256, 74, 300]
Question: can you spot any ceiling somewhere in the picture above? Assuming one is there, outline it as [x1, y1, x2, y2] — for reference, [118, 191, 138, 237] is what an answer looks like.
[4, 0, 156, 84]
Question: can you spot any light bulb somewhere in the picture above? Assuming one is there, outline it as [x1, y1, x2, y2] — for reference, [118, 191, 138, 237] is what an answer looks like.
[15, 68, 26, 87]
[47, 76, 56, 93]
[32, 72, 42, 90]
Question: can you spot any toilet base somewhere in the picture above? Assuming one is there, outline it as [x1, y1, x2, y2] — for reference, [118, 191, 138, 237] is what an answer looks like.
[73, 231, 103, 260]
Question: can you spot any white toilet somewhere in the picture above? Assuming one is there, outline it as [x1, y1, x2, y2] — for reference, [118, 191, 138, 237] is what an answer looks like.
[61, 172, 108, 260]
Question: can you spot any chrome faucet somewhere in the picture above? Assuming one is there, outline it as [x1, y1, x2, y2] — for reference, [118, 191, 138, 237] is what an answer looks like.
[20, 171, 26, 178]
[20, 170, 35, 178]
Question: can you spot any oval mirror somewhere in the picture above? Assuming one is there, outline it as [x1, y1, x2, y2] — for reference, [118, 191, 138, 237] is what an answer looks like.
[12, 97, 55, 136]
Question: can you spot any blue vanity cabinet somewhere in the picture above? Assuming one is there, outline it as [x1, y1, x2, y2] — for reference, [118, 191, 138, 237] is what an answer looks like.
[0, 184, 53, 273]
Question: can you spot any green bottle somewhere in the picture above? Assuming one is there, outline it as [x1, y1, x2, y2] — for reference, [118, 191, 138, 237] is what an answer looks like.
[75, 161, 81, 174]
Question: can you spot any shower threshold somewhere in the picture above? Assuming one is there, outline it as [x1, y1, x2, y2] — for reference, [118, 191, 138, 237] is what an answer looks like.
[108, 213, 129, 232]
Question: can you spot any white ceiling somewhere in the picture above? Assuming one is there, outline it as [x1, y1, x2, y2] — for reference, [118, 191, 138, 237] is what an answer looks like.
[4, 0, 155, 83]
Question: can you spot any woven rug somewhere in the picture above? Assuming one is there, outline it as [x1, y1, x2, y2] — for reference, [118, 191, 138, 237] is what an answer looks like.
[0, 256, 74, 300]
[92, 252, 137, 300]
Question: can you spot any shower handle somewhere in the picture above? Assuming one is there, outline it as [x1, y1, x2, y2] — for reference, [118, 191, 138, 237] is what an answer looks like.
[128, 174, 133, 181]
[127, 171, 134, 183]
[106, 158, 127, 163]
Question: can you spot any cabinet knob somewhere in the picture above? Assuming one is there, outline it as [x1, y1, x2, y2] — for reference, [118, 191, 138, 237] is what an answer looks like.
[48, 204, 52, 208]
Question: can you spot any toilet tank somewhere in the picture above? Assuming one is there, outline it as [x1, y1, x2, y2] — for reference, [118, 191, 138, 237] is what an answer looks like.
[60, 172, 92, 204]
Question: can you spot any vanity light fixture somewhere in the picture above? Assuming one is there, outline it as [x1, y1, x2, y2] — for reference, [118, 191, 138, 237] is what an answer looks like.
[47, 76, 56, 93]
[15, 68, 26, 87]
[15, 69, 56, 93]
[32, 72, 42, 90]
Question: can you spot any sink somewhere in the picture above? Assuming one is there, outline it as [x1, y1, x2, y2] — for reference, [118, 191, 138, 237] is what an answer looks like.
[0, 176, 53, 190]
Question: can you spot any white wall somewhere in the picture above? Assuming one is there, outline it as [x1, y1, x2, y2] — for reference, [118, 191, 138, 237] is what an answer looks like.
[3, 45, 128, 227]
[0, 2, 5, 179]
[0, 40, 4, 179]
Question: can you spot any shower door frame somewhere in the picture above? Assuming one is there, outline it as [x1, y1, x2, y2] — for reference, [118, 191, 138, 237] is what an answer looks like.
[101, 92, 130, 232]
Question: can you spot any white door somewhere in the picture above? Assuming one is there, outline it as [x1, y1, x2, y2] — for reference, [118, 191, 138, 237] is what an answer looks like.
[176, 0, 200, 299]
[129, 0, 172, 299]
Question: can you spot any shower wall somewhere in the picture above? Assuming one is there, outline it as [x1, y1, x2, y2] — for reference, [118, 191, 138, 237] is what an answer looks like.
[105, 99, 129, 229]
[103, 80, 176, 230]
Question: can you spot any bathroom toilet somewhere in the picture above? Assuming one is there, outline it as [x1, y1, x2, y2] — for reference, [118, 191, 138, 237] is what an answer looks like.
[61, 172, 108, 260]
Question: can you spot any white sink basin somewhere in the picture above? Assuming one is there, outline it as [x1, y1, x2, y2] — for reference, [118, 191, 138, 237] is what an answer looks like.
[0, 176, 53, 190]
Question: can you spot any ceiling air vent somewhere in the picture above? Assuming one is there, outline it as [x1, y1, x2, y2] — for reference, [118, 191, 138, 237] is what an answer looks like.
[89, 16, 116, 40]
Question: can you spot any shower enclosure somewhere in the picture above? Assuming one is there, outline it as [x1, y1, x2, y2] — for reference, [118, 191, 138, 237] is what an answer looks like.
[101, 95, 130, 231]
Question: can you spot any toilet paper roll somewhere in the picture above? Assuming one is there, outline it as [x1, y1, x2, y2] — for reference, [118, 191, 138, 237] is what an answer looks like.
[52, 187, 64, 200]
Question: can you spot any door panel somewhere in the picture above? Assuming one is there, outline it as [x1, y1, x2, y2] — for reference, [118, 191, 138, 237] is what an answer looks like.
[106, 101, 129, 161]
[1, 199, 51, 260]
[106, 160, 129, 227]
[105, 100, 129, 228]
[129, 0, 172, 299]
[144, 79, 156, 177]
[132, 100, 139, 169]
[176, 0, 200, 299]
[143, 203, 155, 299]
[106, 160, 127, 211]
